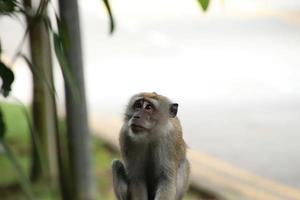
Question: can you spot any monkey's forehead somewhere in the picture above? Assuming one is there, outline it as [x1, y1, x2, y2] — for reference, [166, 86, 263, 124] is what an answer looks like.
[130, 92, 172, 105]
[130, 96, 160, 108]
[139, 92, 158, 98]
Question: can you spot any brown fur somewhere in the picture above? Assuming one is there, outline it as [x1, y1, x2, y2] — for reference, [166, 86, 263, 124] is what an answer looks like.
[112, 92, 190, 200]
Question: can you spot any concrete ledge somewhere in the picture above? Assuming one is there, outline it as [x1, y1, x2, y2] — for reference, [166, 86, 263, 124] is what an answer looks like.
[90, 115, 300, 200]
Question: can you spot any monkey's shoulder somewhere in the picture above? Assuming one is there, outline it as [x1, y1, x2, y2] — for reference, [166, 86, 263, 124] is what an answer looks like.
[170, 117, 182, 132]
[170, 117, 187, 161]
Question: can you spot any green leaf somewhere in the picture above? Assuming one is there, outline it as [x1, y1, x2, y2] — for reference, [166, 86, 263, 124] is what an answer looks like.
[0, 139, 35, 200]
[53, 32, 79, 100]
[0, 0, 18, 15]
[0, 108, 6, 138]
[0, 106, 34, 199]
[35, 0, 49, 17]
[0, 39, 2, 54]
[52, 15, 80, 100]
[0, 61, 14, 97]
[197, 0, 210, 11]
[102, 0, 115, 34]
[11, 97, 48, 177]
[43, 15, 53, 31]
[55, 14, 71, 48]
[21, 55, 57, 97]
[21, 55, 39, 76]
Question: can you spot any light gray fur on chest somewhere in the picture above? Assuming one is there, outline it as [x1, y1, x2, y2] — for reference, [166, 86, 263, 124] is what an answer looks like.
[125, 132, 175, 179]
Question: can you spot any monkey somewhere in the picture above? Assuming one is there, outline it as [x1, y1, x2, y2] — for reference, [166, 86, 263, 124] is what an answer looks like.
[112, 92, 190, 200]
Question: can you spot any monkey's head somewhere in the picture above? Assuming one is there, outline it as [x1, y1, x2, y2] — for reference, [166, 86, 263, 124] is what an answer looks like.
[124, 92, 178, 135]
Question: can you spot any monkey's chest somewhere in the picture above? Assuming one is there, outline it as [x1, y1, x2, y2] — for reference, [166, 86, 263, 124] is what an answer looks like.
[144, 158, 158, 200]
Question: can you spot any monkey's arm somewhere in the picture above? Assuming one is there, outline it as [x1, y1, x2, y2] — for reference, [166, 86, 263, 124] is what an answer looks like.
[112, 159, 148, 200]
[176, 159, 190, 200]
[112, 160, 129, 200]
[155, 132, 189, 200]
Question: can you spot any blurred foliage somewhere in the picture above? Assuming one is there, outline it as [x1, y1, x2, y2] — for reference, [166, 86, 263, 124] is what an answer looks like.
[102, 0, 115, 34]
[0, 0, 19, 15]
[0, 62, 14, 97]
[21, 55, 56, 97]
[198, 0, 210, 11]
[0, 104, 34, 200]
[52, 31, 79, 99]
[0, 105, 5, 138]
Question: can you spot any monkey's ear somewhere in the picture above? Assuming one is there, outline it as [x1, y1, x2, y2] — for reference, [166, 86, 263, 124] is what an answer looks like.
[169, 103, 178, 118]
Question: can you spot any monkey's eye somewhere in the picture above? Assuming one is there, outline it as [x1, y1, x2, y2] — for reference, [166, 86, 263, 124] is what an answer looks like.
[134, 101, 142, 109]
[145, 104, 153, 111]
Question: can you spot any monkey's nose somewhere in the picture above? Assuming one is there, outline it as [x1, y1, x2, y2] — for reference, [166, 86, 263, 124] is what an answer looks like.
[133, 115, 140, 119]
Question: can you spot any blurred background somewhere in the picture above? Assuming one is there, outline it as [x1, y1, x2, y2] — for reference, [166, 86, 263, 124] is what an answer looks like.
[1, 0, 300, 199]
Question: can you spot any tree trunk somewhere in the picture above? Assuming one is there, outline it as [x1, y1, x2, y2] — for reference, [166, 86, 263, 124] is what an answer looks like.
[23, 0, 59, 185]
[58, 0, 95, 200]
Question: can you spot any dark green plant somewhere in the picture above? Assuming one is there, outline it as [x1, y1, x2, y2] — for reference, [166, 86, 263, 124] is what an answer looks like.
[198, 0, 210, 11]
[0, 61, 14, 97]
[0, 107, 34, 200]
[0, 0, 20, 15]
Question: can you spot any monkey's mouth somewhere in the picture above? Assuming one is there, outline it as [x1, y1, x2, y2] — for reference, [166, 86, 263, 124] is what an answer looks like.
[131, 124, 146, 133]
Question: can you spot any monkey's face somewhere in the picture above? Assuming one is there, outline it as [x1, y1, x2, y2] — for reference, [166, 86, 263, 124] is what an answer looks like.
[125, 94, 178, 135]
[127, 98, 157, 133]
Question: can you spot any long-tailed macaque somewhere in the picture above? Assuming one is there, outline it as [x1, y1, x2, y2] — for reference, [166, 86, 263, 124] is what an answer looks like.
[112, 92, 190, 200]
